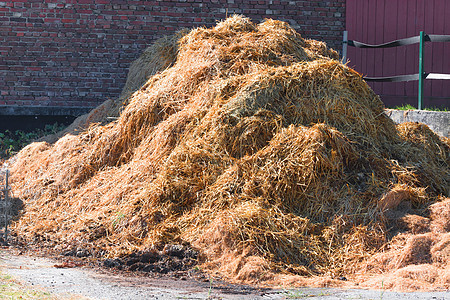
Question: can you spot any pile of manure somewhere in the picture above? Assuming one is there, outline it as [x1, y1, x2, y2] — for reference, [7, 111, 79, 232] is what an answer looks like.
[5, 16, 449, 289]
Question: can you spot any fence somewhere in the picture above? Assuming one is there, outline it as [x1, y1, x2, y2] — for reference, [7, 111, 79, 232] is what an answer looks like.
[342, 31, 450, 110]
[0, 169, 10, 242]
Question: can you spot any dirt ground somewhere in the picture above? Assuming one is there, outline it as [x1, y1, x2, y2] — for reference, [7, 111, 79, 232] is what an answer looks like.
[0, 248, 448, 300]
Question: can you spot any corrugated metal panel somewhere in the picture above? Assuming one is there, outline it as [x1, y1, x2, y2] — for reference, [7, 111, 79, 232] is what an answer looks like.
[346, 0, 450, 108]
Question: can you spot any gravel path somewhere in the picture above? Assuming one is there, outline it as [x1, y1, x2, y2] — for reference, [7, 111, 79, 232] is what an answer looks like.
[0, 249, 448, 300]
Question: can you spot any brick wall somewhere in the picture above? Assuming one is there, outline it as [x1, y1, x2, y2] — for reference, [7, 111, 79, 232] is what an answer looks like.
[0, 0, 345, 115]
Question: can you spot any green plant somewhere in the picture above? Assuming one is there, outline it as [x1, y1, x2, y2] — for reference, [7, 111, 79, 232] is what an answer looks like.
[0, 273, 56, 299]
[424, 106, 449, 112]
[379, 280, 385, 300]
[284, 289, 309, 298]
[208, 277, 213, 299]
[0, 123, 66, 159]
[391, 104, 449, 111]
[112, 212, 126, 229]
[283, 289, 331, 299]
[392, 104, 417, 110]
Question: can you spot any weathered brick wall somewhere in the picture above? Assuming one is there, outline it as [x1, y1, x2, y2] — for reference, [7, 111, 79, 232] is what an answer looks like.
[0, 0, 345, 115]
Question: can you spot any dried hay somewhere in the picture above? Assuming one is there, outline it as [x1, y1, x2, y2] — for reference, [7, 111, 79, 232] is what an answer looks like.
[359, 202, 450, 291]
[4, 16, 450, 290]
[378, 184, 427, 212]
[120, 29, 189, 101]
[429, 197, 450, 233]
[361, 264, 448, 291]
[430, 233, 450, 267]
[395, 122, 449, 195]
[396, 214, 430, 234]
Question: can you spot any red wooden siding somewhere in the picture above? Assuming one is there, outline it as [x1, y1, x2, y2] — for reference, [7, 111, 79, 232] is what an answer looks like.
[346, 0, 450, 108]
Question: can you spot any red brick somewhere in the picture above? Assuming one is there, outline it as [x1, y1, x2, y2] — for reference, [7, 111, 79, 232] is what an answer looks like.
[0, 0, 345, 109]
[61, 18, 76, 23]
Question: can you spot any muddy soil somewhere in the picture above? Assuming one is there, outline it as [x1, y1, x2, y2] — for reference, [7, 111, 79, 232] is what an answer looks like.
[1, 248, 449, 300]
[0, 247, 275, 299]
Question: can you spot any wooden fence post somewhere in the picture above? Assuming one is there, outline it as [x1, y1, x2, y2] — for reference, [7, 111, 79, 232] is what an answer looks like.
[342, 31, 348, 63]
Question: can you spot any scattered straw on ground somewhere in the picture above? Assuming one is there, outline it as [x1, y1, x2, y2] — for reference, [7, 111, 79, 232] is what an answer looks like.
[4, 15, 449, 291]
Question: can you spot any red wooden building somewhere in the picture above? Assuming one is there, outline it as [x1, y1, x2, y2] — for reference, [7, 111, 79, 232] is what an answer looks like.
[346, 0, 450, 108]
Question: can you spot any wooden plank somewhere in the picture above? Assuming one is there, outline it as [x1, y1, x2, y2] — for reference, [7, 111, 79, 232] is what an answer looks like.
[373, 0, 386, 99]
[417, 0, 431, 108]
[361, 0, 369, 77]
[395, 0, 408, 105]
[431, 0, 444, 105]
[443, 0, 450, 107]
[366, 0, 378, 99]
[355, 0, 363, 73]
[404, 0, 418, 106]
[381, 0, 398, 101]
[422, 2, 431, 108]
[345, 0, 358, 69]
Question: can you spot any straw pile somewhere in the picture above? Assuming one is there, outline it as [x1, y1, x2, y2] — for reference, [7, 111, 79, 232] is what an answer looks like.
[355, 197, 450, 291]
[6, 16, 450, 287]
